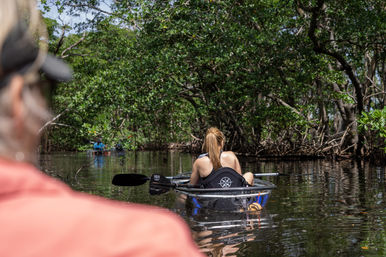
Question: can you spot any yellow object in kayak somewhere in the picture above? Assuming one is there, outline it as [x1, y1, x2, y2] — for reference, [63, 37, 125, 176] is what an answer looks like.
[248, 202, 262, 211]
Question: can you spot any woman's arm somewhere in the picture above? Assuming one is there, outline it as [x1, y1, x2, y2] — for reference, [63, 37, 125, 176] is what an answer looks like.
[232, 152, 243, 175]
[189, 161, 200, 185]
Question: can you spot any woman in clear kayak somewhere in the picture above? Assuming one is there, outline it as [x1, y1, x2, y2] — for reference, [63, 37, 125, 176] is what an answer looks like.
[190, 127, 254, 188]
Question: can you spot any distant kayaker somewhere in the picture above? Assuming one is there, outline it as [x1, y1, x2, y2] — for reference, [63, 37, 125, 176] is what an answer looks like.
[190, 127, 254, 187]
[0, 1, 204, 256]
[93, 137, 105, 153]
[115, 141, 124, 152]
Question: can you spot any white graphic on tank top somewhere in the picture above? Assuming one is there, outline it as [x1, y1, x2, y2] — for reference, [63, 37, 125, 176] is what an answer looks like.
[219, 177, 232, 188]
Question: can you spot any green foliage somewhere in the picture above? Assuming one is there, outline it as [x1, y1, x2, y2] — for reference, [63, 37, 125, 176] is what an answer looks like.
[40, 0, 385, 156]
[359, 108, 386, 137]
[359, 107, 386, 152]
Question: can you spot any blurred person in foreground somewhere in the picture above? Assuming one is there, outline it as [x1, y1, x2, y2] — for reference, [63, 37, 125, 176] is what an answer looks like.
[0, 1, 203, 256]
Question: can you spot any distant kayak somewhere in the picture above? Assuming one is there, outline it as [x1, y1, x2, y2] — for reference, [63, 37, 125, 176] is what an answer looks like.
[88, 150, 111, 156]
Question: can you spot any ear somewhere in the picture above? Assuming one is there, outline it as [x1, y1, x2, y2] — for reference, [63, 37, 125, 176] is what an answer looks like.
[9, 75, 25, 128]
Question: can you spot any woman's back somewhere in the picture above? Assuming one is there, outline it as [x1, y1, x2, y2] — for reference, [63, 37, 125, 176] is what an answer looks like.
[190, 151, 243, 184]
[189, 127, 254, 186]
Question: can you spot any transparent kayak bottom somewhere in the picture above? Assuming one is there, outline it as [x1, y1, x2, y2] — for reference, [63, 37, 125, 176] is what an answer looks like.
[183, 190, 272, 213]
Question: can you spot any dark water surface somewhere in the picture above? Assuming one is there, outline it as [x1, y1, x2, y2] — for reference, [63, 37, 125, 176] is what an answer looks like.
[39, 151, 385, 257]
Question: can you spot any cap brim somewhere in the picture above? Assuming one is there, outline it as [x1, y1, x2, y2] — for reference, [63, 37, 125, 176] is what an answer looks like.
[1, 23, 73, 85]
[40, 54, 73, 82]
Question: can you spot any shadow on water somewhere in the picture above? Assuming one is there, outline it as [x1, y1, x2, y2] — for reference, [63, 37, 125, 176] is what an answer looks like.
[39, 151, 385, 257]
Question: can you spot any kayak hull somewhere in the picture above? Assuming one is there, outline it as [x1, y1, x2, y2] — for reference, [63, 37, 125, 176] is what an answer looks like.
[174, 178, 275, 212]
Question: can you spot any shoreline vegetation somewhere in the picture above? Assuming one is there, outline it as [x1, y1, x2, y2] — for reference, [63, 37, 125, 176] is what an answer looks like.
[40, 141, 385, 166]
[150, 142, 386, 165]
[39, 1, 385, 163]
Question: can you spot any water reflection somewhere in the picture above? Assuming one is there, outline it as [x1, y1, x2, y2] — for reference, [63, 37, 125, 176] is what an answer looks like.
[191, 211, 272, 257]
[38, 152, 385, 257]
[93, 155, 105, 168]
[116, 151, 126, 166]
[253, 160, 385, 257]
[175, 194, 275, 257]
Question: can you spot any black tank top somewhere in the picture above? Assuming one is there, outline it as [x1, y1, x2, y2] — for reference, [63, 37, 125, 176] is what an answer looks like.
[196, 153, 247, 188]
[197, 152, 215, 180]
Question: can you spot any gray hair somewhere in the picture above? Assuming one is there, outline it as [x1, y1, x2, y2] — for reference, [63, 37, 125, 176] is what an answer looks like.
[0, 0, 51, 163]
[0, 81, 52, 163]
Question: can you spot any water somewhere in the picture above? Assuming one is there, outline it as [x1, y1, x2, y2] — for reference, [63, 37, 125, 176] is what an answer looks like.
[39, 151, 385, 257]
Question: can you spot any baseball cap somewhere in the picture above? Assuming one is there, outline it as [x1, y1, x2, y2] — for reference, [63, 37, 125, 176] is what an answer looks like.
[0, 23, 73, 88]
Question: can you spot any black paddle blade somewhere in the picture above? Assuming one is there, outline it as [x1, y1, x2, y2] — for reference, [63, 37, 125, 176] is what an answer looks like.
[112, 174, 149, 186]
[150, 174, 171, 185]
[149, 174, 173, 195]
[149, 185, 171, 195]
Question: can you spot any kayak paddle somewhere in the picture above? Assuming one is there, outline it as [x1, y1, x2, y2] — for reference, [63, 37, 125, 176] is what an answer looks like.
[112, 173, 150, 186]
[148, 174, 176, 195]
[112, 173, 190, 186]
[112, 172, 289, 187]
[112, 173, 195, 195]
[112, 172, 312, 187]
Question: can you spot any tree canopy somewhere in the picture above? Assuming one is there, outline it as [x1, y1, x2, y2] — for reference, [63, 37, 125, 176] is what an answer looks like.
[40, 0, 385, 159]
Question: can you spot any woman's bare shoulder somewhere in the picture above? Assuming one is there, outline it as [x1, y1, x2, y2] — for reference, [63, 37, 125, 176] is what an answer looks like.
[222, 151, 237, 158]
[193, 155, 210, 166]
[193, 155, 213, 177]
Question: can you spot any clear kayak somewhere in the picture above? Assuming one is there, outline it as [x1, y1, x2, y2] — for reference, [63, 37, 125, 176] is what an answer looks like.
[170, 177, 276, 212]
[112, 171, 276, 211]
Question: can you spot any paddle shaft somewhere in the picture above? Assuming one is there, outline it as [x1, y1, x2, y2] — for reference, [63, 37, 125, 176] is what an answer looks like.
[168, 172, 282, 179]
[253, 172, 280, 177]
[112, 172, 286, 187]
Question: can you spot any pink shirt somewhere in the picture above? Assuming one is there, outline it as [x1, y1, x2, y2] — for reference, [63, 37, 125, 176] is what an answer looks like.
[0, 159, 204, 257]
